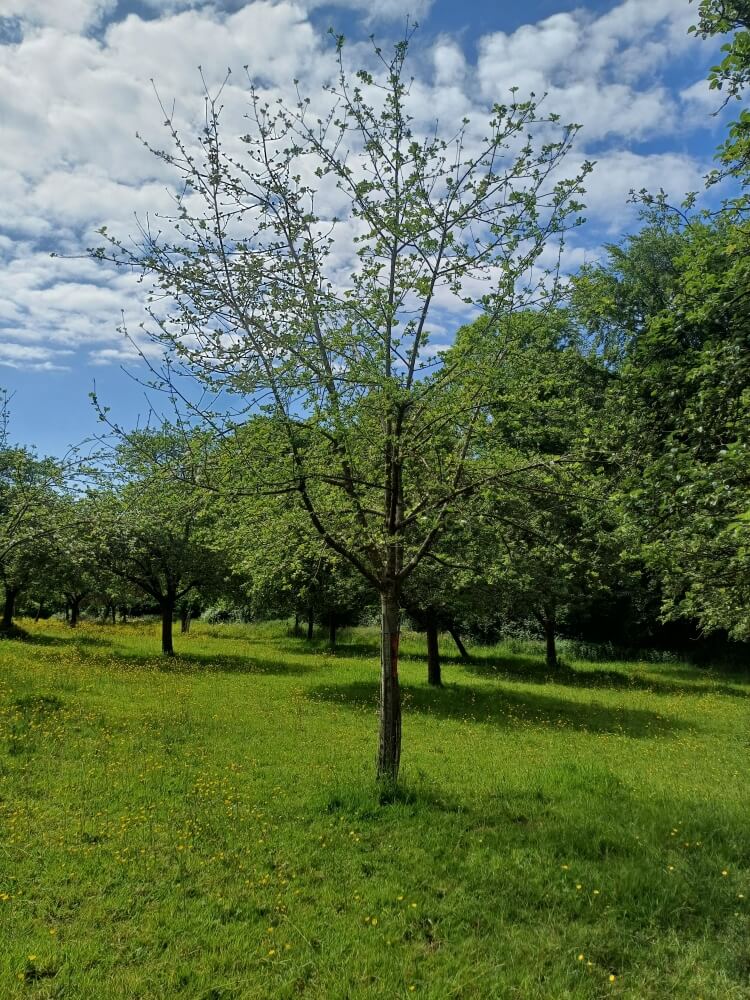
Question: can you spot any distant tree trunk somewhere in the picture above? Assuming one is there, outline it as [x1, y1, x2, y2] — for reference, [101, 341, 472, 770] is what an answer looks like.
[2, 586, 18, 630]
[161, 595, 176, 656]
[426, 618, 442, 686]
[111, 603, 116, 625]
[307, 609, 314, 641]
[448, 626, 470, 661]
[377, 583, 401, 783]
[180, 606, 191, 634]
[69, 596, 82, 628]
[329, 613, 337, 650]
[293, 611, 300, 635]
[35, 601, 44, 623]
[544, 615, 558, 669]
[120, 606, 128, 623]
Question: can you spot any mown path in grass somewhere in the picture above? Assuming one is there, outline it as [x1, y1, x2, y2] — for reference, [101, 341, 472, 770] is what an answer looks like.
[0, 620, 748, 999]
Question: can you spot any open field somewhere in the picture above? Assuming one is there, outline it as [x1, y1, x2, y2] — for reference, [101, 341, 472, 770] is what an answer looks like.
[0, 619, 748, 999]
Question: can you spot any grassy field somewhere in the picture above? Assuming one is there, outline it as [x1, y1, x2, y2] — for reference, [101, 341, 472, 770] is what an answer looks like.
[0, 619, 748, 999]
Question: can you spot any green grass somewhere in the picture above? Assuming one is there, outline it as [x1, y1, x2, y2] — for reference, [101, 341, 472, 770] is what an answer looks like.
[0, 619, 748, 999]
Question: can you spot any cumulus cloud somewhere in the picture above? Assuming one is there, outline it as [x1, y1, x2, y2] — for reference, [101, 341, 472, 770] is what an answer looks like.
[0, 0, 115, 33]
[477, 0, 695, 141]
[0, 0, 715, 376]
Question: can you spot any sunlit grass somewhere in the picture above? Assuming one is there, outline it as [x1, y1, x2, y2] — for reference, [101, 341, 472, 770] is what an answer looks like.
[0, 618, 748, 998]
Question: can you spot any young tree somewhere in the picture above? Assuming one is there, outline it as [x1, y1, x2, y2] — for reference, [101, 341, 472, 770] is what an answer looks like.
[91, 37, 589, 780]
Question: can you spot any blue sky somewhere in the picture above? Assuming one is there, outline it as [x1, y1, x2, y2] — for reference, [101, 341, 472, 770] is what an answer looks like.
[0, 0, 730, 455]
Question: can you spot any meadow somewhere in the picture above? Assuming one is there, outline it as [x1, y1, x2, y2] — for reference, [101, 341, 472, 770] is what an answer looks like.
[0, 619, 748, 999]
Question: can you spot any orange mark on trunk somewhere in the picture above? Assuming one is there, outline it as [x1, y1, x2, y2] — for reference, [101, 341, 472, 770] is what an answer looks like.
[390, 634, 399, 679]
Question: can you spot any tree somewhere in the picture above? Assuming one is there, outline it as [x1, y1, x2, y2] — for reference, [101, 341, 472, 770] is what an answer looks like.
[45, 498, 103, 627]
[0, 398, 65, 633]
[96, 432, 225, 655]
[690, 0, 750, 194]
[572, 211, 750, 641]
[92, 36, 590, 781]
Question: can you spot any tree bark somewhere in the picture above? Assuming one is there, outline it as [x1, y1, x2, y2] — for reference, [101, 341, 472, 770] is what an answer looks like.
[69, 596, 82, 628]
[161, 598, 175, 656]
[377, 585, 402, 783]
[180, 607, 191, 634]
[35, 601, 44, 623]
[426, 619, 441, 686]
[448, 626, 470, 661]
[2, 586, 18, 630]
[111, 603, 116, 625]
[293, 611, 300, 635]
[307, 609, 314, 641]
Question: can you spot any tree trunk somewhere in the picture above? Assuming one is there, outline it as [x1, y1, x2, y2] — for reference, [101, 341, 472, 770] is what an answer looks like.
[180, 607, 191, 634]
[293, 611, 300, 635]
[426, 619, 442, 686]
[329, 613, 337, 650]
[161, 598, 175, 656]
[69, 596, 82, 628]
[307, 609, 314, 641]
[448, 626, 470, 661]
[544, 616, 558, 669]
[377, 585, 402, 783]
[35, 601, 43, 623]
[111, 603, 116, 625]
[2, 586, 18, 630]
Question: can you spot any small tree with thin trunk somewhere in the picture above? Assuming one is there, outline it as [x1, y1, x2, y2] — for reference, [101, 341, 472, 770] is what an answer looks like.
[91, 35, 590, 781]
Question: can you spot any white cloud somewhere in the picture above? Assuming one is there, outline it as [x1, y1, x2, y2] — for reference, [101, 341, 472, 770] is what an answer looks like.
[0, 0, 115, 33]
[477, 0, 697, 141]
[0, 0, 714, 378]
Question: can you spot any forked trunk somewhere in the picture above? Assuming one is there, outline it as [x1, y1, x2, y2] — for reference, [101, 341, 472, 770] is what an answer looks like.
[448, 626, 470, 661]
[2, 586, 18, 630]
[426, 619, 441, 687]
[377, 586, 402, 783]
[161, 598, 175, 656]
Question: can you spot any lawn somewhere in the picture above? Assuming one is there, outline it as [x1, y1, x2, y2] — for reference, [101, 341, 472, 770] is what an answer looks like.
[0, 619, 748, 999]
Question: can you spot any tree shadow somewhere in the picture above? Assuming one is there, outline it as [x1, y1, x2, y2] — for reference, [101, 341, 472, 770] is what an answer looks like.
[462, 652, 750, 699]
[308, 680, 692, 738]
[113, 648, 313, 676]
[12, 632, 112, 649]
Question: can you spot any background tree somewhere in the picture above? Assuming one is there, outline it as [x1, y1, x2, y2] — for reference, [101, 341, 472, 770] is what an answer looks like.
[96, 433, 225, 655]
[572, 211, 750, 641]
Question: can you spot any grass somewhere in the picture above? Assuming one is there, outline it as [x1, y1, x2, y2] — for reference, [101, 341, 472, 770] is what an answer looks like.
[0, 618, 748, 999]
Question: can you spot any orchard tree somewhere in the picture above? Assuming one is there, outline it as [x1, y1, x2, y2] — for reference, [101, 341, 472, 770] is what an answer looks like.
[97, 433, 225, 655]
[91, 37, 590, 781]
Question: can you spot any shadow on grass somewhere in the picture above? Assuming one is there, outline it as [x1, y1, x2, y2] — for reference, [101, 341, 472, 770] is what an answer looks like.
[114, 648, 313, 677]
[461, 652, 749, 699]
[10, 631, 112, 649]
[309, 680, 691, 738]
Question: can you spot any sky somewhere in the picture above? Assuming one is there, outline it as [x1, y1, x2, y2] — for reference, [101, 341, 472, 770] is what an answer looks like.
[0, 0, 730, 455]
